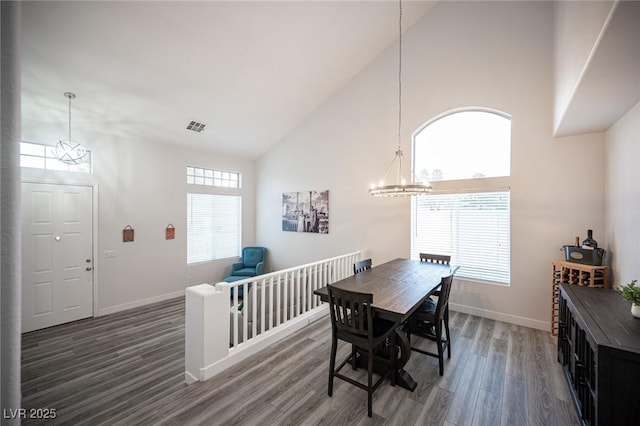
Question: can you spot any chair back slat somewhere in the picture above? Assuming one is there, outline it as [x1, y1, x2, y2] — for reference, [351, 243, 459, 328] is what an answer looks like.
[435, 274, 454, 319]
[353, 258, 372, 275]
[419, 253, 451, 265]
[327, 285, 372, 338]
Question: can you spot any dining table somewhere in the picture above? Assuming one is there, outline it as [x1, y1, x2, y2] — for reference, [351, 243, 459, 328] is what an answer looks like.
[314, 257, 458, 391]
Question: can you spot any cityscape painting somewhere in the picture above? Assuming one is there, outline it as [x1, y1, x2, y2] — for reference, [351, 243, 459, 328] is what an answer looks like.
[282, 190, 329, 234]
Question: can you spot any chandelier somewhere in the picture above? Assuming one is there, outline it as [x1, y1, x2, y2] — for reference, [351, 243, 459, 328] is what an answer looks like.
[369, 0, 431, 197]
[54, 92, 88, 165]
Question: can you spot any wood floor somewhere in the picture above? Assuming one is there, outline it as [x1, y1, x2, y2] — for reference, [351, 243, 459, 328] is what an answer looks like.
[21, 297, 580, 425]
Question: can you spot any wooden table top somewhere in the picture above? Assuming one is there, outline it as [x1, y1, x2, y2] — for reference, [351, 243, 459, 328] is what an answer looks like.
[314, 258, 458, 323]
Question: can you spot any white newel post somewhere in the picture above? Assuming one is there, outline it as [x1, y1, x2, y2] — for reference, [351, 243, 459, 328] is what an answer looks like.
[185, 283, 230, 384]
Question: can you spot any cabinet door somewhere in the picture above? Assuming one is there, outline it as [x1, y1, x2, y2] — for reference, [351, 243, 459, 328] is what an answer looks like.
[557, 294, 570, 365]
[574, 328, 590, 423]
[568, 313, 578, 386]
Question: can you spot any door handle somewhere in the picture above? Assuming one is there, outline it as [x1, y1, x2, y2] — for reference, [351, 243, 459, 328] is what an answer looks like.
[86, 267, 92, 271]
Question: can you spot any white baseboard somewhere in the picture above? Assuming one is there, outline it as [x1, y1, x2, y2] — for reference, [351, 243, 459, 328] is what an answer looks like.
[449, 302, 550, 332]
[97, 290, 185, 317]
[196, 305, 329, 382]
[184, 370, 198, 385]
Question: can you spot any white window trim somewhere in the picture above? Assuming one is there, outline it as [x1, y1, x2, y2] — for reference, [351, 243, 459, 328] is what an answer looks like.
[412, 106, 511, 138]
[428, 176, 510, 195]
[187, 166, 241, 189]
[20, 141, 92, 173]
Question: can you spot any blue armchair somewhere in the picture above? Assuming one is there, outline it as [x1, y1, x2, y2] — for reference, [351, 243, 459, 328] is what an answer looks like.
[224, 246, 267, 284]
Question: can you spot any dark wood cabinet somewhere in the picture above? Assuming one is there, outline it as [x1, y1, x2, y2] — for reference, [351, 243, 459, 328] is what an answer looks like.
[558, 283, 640, 425]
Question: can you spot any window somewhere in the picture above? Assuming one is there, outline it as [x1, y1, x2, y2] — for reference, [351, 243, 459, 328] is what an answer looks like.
[20, 141, 92, 173]
[412, 192, 510, 284]
[187, 193, 241, 264]
[187, 166, 240, 188]
[411, 109, 511, 285]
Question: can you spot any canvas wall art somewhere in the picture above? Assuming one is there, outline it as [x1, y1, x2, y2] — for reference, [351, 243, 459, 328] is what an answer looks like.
[282, 190, 329, 234]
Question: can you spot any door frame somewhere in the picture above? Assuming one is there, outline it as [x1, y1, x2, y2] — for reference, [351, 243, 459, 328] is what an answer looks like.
[21, 180, 100, 319]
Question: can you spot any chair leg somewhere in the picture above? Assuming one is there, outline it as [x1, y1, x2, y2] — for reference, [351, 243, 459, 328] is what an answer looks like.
[351, 345, 358, 370]
[436, 321, 444, 376]
[328, 335, 337, 397]
[445, 310, 452, 359]
[367, 343, 374, 417]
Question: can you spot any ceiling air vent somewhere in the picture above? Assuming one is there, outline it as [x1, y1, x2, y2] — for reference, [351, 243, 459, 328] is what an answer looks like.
[186, 121, 206, 133]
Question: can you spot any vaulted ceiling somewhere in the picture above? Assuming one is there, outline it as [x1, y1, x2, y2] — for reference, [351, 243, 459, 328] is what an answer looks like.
[21, 1, 436, 160]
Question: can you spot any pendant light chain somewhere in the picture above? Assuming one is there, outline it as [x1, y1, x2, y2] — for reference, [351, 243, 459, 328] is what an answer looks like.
[396, 0, 403, 186]
[63, 91, 76, 142]
[368, 0, 431, 197]
[68, 93, 72, 142]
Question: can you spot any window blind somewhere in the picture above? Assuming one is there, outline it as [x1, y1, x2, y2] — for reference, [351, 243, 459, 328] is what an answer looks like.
[411, 191, 510, 284]
[187, 193, 241, 264]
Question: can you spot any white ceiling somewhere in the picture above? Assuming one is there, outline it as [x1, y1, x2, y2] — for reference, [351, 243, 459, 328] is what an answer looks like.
[21, 1, 436, 160]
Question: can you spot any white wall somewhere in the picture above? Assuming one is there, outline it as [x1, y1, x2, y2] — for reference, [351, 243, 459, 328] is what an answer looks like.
[21, 132, 256, 315]
[605, 101, 640, 287]
[553, 0, 616, 133]
[256, 1, 606, 329]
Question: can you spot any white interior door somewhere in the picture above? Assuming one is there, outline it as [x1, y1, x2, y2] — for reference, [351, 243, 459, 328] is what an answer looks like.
[22, 183, 94, 333]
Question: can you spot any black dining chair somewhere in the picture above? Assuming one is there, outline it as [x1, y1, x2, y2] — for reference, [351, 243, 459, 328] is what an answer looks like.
[353, 258, 372, 275]
[327, 285, 397, 417]
[407, 273, 454, 376]
[419, 252, 451, 265]
[419, 252, 451, 310]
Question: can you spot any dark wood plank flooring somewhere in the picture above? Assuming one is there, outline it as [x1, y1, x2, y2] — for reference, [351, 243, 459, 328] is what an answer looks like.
[21, 297, 579, 425]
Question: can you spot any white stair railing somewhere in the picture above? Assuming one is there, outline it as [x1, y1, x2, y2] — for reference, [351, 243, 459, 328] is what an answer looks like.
[185, 250, 362, 383]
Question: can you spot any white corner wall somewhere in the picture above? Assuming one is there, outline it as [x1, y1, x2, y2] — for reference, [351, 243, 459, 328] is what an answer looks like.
[553, 0, 616, 133]
[21, 130, 256, 315]
[92, 138, 256, 314]
[605, 101, 640, 286]
[256, 1, 606, 330]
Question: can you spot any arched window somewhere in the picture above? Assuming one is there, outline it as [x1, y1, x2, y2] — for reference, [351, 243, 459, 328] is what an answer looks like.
[411, 109, 511, 285]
